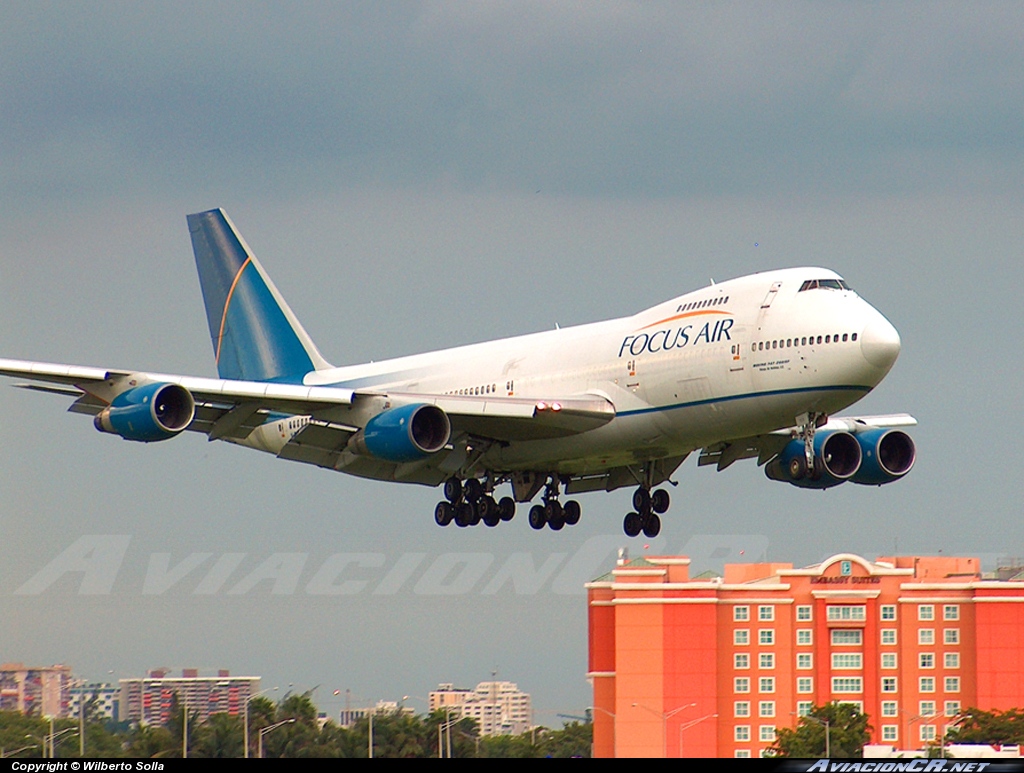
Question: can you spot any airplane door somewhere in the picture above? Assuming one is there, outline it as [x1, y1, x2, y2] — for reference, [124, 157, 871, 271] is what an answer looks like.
[760, 281, 782, 308]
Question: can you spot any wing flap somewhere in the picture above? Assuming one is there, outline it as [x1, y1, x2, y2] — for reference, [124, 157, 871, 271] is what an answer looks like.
[276, 421, 357, 469]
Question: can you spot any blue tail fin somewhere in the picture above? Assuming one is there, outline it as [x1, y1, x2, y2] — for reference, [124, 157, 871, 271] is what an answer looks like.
[187, 208, 332, 382]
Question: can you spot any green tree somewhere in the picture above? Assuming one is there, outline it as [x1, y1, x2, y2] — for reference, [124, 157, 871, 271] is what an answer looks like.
[771, 702, 871, 758]
[946, 708, 1024, 746]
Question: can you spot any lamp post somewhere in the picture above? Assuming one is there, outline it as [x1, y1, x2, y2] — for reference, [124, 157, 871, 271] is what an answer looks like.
[48, 728, 78, 758]
[257, 718, 295, 759]
[798, 713, 831, 758]
[940, 713, 971, 758]
[678, 713, 718, 758]
[632, 702, 696, 757]
[243, 686, 279, 759]
[589, 705, 617, 758]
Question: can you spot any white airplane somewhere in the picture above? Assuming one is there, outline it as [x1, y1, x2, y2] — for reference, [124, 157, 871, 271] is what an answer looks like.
[0, 209, 916, 537]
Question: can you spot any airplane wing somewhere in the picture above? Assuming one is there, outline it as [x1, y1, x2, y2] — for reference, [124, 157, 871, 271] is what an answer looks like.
[698, 413, 918, 471]
[0, 358, 615, 446]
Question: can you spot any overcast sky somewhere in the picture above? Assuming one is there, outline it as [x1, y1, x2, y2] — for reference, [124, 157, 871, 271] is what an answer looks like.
[2, 1, 1023, 722]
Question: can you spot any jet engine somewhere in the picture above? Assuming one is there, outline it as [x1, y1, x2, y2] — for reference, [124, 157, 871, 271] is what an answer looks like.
[850, 428, 916, 485]
[764, 430, 862, 489]
[348, 403, 451, 463]
[94, 382, 196, 442]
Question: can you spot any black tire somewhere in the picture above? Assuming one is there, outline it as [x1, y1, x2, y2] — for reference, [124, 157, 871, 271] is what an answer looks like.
[632, 487, 651, 514]
[643, 513, 661, 538]
[480, 496, 500, 526]
[443, 477, 463, 503]
[498, 497, 516, 521]
[623, 511, 643, 537]
[651, 488, 670, 514]
[788, 456, 807, 481]
[528, 504, 546, 530]
[546, 500, 565, 531]
[464, 478, 484, 502]
[434, 501, 454, 527]
[563, 500, 581, 525]
[455, 501, 474, 527]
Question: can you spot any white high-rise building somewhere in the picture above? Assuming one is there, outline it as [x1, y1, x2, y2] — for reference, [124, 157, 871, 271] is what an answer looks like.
[429, 681, 531, 736]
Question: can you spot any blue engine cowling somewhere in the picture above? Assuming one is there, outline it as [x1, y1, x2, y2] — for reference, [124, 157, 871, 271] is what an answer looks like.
[350, 403, 451, 463]
[764, 430, 863, 489]
[94, 382, 196, 442]
[850, 428, 916, 485]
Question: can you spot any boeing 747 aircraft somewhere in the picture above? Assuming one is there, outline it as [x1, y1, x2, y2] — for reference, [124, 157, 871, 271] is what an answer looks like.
[0, 209, 915, 537]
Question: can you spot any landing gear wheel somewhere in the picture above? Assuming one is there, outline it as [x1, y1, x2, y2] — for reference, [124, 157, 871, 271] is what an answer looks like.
[563, 500, 581, 525]
[642, 513, 661, 538]
[498, 497, 516, 522]
[434, 501, 454, 527]
[651, 488, 670, 515]
[480, 496, 500, 527]
[455, 501, 475, 527]
[546, 500, 565, 531]
[788, 456, 807, 480]
[464, 478, 484, 502]
[443, 477, 463, 504]
[623, 511, 643, 537]
[528, 504, 547, 530]
[632, 487, 651, 514]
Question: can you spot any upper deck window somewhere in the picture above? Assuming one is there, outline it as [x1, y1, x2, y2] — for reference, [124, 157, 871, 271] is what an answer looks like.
[799, 278, 851, 292]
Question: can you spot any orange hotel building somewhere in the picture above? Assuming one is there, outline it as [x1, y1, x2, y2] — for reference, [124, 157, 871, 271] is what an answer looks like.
[588, 552, 1024, 758]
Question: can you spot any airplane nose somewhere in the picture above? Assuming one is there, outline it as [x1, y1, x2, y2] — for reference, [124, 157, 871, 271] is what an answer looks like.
[860, 314, 901, 370]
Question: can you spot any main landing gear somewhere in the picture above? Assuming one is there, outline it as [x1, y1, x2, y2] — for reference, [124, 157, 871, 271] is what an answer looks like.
[434, 476, 515, 528]
[527, 477, 582, 532]
[622, 485, 670, 538]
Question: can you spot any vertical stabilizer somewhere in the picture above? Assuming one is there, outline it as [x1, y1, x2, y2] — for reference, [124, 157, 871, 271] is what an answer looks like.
[187, 208, 332, 382]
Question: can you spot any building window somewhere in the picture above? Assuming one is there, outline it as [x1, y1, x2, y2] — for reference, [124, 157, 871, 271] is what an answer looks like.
[759, 725, 777, 743]
[919, 629, 935, 645]
[797, 677, 813, 694]
[945, 701, 961, 717]
[882, 653, 897, 669]
[920, 725, 937, 742]
[797, 653, 813, 670]
[735, 654, 750, 669]
[945, 653, 960, 669]
[881, 629, 897, 645]
[759, 629, 775, 646]
[734, 629, 750, 646]
[943, 605, 960, 621]
[831, 677, 863, 693]
[759, 677, 775, 694]
[797, 629, 813, 646]
[919, 653, 935, 669]
[734, 606, 750, 622]
[919, 604, 935, 621]
[827, 605, 866, 621]
[944, 628, 960, 645]
[734, 701, 750, 718]
[831, 629, 863, 646]
[832, 653, 863, 670]
[759, 653, 775, 670]
[796, 605, 812, 621]
[881, 677, 898, 693]
[759, 701, 775, 718]
[759, 605, 775, 622]
[735, 678, 750, 693]
[797, 702, 813, 717]
[880, 604, 897, 621]
[881, 701, 898, 717]
[945, 677, 961, 693]
[919, 701, 937, 718]
[735, 750, 751, 758]
[882, 725, 898, 742]
[920, 677, 936, 693]
[735, 725, 750, 742]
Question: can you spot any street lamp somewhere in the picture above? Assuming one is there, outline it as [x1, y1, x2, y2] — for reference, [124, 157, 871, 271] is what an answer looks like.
[1, 744, 38, 758]
[678, 713, 718, 758]
[589, 705, 617, 758]
[632, 702, 696, 757]
[798, 713, 831, 758]
[244, 686, 279, 758]
[258, 718, 295, 758]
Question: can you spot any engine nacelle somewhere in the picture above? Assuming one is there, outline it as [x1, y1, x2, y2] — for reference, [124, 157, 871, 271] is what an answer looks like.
[850, 428, 916, 485]
[348, 403, 451, 463]
[94, 382, 196, 442]
[765, 430, 862, 489]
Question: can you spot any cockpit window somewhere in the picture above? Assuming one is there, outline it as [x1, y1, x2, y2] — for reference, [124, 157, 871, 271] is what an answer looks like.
[799, 278, 851, 292]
